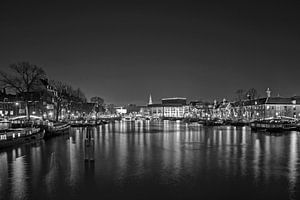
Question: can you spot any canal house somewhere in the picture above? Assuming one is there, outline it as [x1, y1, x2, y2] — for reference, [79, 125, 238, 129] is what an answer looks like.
[222, 89, 300, 120]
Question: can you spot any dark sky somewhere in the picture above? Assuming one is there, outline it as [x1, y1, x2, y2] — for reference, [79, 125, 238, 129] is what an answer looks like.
[1, 1, 300, 105]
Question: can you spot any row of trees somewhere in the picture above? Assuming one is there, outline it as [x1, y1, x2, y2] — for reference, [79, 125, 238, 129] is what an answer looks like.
[235, 88, 259, 102]
[0, 62, 88, 120]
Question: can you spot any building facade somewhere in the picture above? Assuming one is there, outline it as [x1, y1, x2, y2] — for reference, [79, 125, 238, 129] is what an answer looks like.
[144, 97, 189, 118]
[213, 89, 300, 120]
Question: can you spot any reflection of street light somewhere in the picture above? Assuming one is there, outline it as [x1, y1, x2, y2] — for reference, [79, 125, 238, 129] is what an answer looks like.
[15, 102, 19, 106]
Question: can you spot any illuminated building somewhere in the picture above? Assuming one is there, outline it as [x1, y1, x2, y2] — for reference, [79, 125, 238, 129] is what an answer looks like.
[145, 97, 189, 118]
[215, 89, 300, 120]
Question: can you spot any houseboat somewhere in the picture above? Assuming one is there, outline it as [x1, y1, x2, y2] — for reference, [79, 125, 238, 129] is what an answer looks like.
[43, 122, 70, 138]
[0, 127, 44, 149]
[250, 117, 298, 133]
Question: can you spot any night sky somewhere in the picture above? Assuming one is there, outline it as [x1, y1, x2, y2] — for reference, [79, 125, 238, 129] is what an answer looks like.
[0, 1, 300, 105]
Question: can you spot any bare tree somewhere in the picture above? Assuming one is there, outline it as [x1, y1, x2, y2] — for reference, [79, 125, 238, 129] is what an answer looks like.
[90, 96, 104, 105]
[48, 80, 66, 121]
[236, 89, 245, 101]
[246, 88, 259, 100]
[0, 62, 46, 119]
[46, 79, 88, 121]
[90, 96, 105, 117]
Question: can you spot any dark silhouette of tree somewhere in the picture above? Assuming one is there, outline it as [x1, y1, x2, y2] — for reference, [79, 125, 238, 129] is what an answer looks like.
[246, 88, 259, 100]
[48, 80, 65, 121]
[47, 80, 87, 121]
[90, 96, 105, 117]
[0, 62, 46, 119]
[236, 89, 245, 101]
[90, 96, 104, 105]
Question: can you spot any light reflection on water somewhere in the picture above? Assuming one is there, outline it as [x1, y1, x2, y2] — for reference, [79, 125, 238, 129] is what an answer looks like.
[0, 121, 299, 200]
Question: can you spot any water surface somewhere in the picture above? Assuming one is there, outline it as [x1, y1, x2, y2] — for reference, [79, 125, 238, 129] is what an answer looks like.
[0, 121, 300, 200]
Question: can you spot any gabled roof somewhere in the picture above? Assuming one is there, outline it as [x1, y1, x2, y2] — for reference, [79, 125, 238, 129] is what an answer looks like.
[148, 104, 163, 108]
[265, 97, 293, 104]
[231, 96, 300, 106]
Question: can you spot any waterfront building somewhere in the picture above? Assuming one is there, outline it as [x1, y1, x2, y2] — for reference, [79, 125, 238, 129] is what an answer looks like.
[143, 96, 189, 118]
[231, 96, 300, 120]
[214, 89, 300, 120]
[212, 98, 232, 119]
[0, 89, 55, 119]
[115, 107, 127, 115]
[189, 100, 214, 118]
[161, 98, 189, 118]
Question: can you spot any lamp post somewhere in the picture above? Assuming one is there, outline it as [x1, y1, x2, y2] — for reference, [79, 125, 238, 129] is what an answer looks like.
[15, 102, 20, 116]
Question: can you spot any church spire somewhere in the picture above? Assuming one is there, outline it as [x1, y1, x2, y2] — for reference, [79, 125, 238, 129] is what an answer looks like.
[148, 94, 153, 105]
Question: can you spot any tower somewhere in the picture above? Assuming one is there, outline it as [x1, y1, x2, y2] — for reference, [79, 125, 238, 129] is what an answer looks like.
[148, 94, 153, 105]
[266, 88, 271, 98]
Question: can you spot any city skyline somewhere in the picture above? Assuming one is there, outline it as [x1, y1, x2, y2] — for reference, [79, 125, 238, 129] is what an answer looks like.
[1, 1, 300, 105]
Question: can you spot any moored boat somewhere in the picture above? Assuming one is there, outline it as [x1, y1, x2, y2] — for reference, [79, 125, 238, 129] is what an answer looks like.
[250, 117, 297, 133]
[0, 127, 44, 149]
[199, 119, 224, 126]
[43, 122, 70, 138]
[230, 120, 250, 127]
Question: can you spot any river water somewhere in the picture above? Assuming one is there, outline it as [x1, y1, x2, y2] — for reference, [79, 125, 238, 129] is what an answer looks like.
[0, 121, 300, 200]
